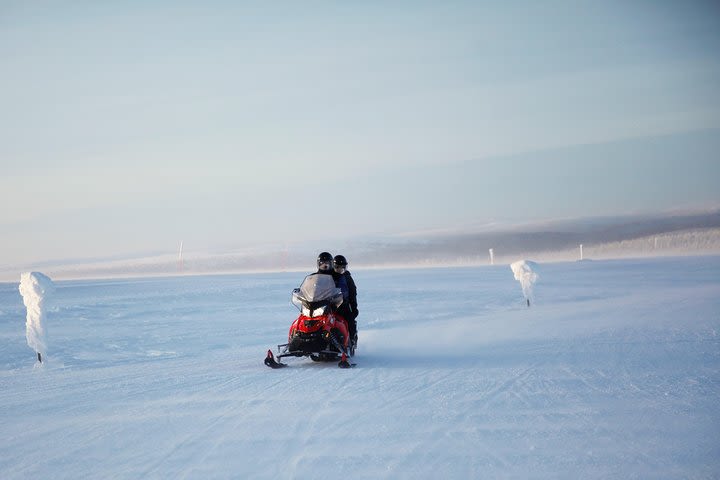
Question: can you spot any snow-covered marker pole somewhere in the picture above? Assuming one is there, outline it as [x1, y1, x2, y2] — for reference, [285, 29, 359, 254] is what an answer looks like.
[510, 260, 539, 307]
[178, 240, 184, 272]
[19, 272, 55, 364]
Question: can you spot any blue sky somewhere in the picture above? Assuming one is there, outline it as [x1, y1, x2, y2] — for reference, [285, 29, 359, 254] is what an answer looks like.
[1, 1, 719, 265]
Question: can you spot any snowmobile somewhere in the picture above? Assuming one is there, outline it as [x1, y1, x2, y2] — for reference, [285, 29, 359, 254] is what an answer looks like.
[265, 273, 355, 369]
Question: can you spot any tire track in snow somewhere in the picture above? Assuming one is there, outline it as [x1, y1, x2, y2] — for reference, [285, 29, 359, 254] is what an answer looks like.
[474, 362, 540, 410]
[140, 366, 291, 478]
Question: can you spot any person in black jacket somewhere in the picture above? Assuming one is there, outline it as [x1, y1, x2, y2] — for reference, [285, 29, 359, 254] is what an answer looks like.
[315, 250, 350, 311]
[333, 254, 358, 346]
[315, 252, 349, 299]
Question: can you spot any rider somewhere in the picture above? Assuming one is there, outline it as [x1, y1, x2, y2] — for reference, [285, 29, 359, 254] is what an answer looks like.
[316, 251, 333, 273]
[333, 254, 358, 346]
[316, 251, 334, 274]
[315, 251, 352, 328]
[316, 251, 349, 298]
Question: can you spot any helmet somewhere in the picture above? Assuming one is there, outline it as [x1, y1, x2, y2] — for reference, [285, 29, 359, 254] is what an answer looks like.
[333, 255, 348, 268]
[317, 252, 333, 271]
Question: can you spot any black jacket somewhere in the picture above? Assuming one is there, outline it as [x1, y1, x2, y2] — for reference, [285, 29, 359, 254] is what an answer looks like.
[343, 271, 358, 318]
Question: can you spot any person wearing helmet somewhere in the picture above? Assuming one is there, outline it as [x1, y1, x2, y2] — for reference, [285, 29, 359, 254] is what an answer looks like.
[314, 252, 352, 344]
[316, 251, 334, 274]
[315, 251, 350, 307]
[333, 254, 358, 348]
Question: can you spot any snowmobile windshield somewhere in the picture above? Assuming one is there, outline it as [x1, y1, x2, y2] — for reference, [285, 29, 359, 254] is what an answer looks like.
[291, 273, 343, 313]
[297, 273, 342, 303]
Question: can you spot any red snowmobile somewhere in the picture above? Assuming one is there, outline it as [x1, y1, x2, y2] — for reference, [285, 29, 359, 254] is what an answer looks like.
[265, 273, 355, 369]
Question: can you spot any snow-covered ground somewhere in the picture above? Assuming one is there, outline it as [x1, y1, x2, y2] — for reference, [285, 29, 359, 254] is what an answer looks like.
[1, 257, 718, 479]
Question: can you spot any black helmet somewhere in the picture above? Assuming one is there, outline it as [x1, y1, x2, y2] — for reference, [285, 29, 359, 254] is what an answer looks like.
[317, 252, 333, 270]
[333, 255, 348, 267]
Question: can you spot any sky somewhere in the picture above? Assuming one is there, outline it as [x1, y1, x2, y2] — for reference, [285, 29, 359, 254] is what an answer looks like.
[1, 0, 720, 267]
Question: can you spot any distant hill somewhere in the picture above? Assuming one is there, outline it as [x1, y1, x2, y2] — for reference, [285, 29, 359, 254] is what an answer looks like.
[349, 210, 720, 266]
[3, 209, 718, 281]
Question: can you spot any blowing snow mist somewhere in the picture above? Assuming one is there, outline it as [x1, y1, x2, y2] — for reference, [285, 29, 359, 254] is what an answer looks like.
[510, 260, 539, 306]
[19, 272, 55, 363]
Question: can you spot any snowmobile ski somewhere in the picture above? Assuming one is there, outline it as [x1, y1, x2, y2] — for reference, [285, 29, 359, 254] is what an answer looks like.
[338, 358, 356, 368]
[266, 348, 355, 368]
[264, 349, 287, 369]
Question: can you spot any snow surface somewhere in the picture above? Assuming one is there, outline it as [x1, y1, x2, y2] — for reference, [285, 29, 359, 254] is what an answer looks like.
[18, 272, 55, 360]
[1, 257, 719, 479]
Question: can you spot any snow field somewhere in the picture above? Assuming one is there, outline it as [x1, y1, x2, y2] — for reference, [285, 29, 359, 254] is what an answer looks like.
[0, 257, 719, 479]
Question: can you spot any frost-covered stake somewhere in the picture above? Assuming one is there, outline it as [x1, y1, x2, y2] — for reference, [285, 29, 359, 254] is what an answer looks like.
[19, 272, 55, 364]
[178, 240, 184, 272]
[510, 260, 539, 307]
